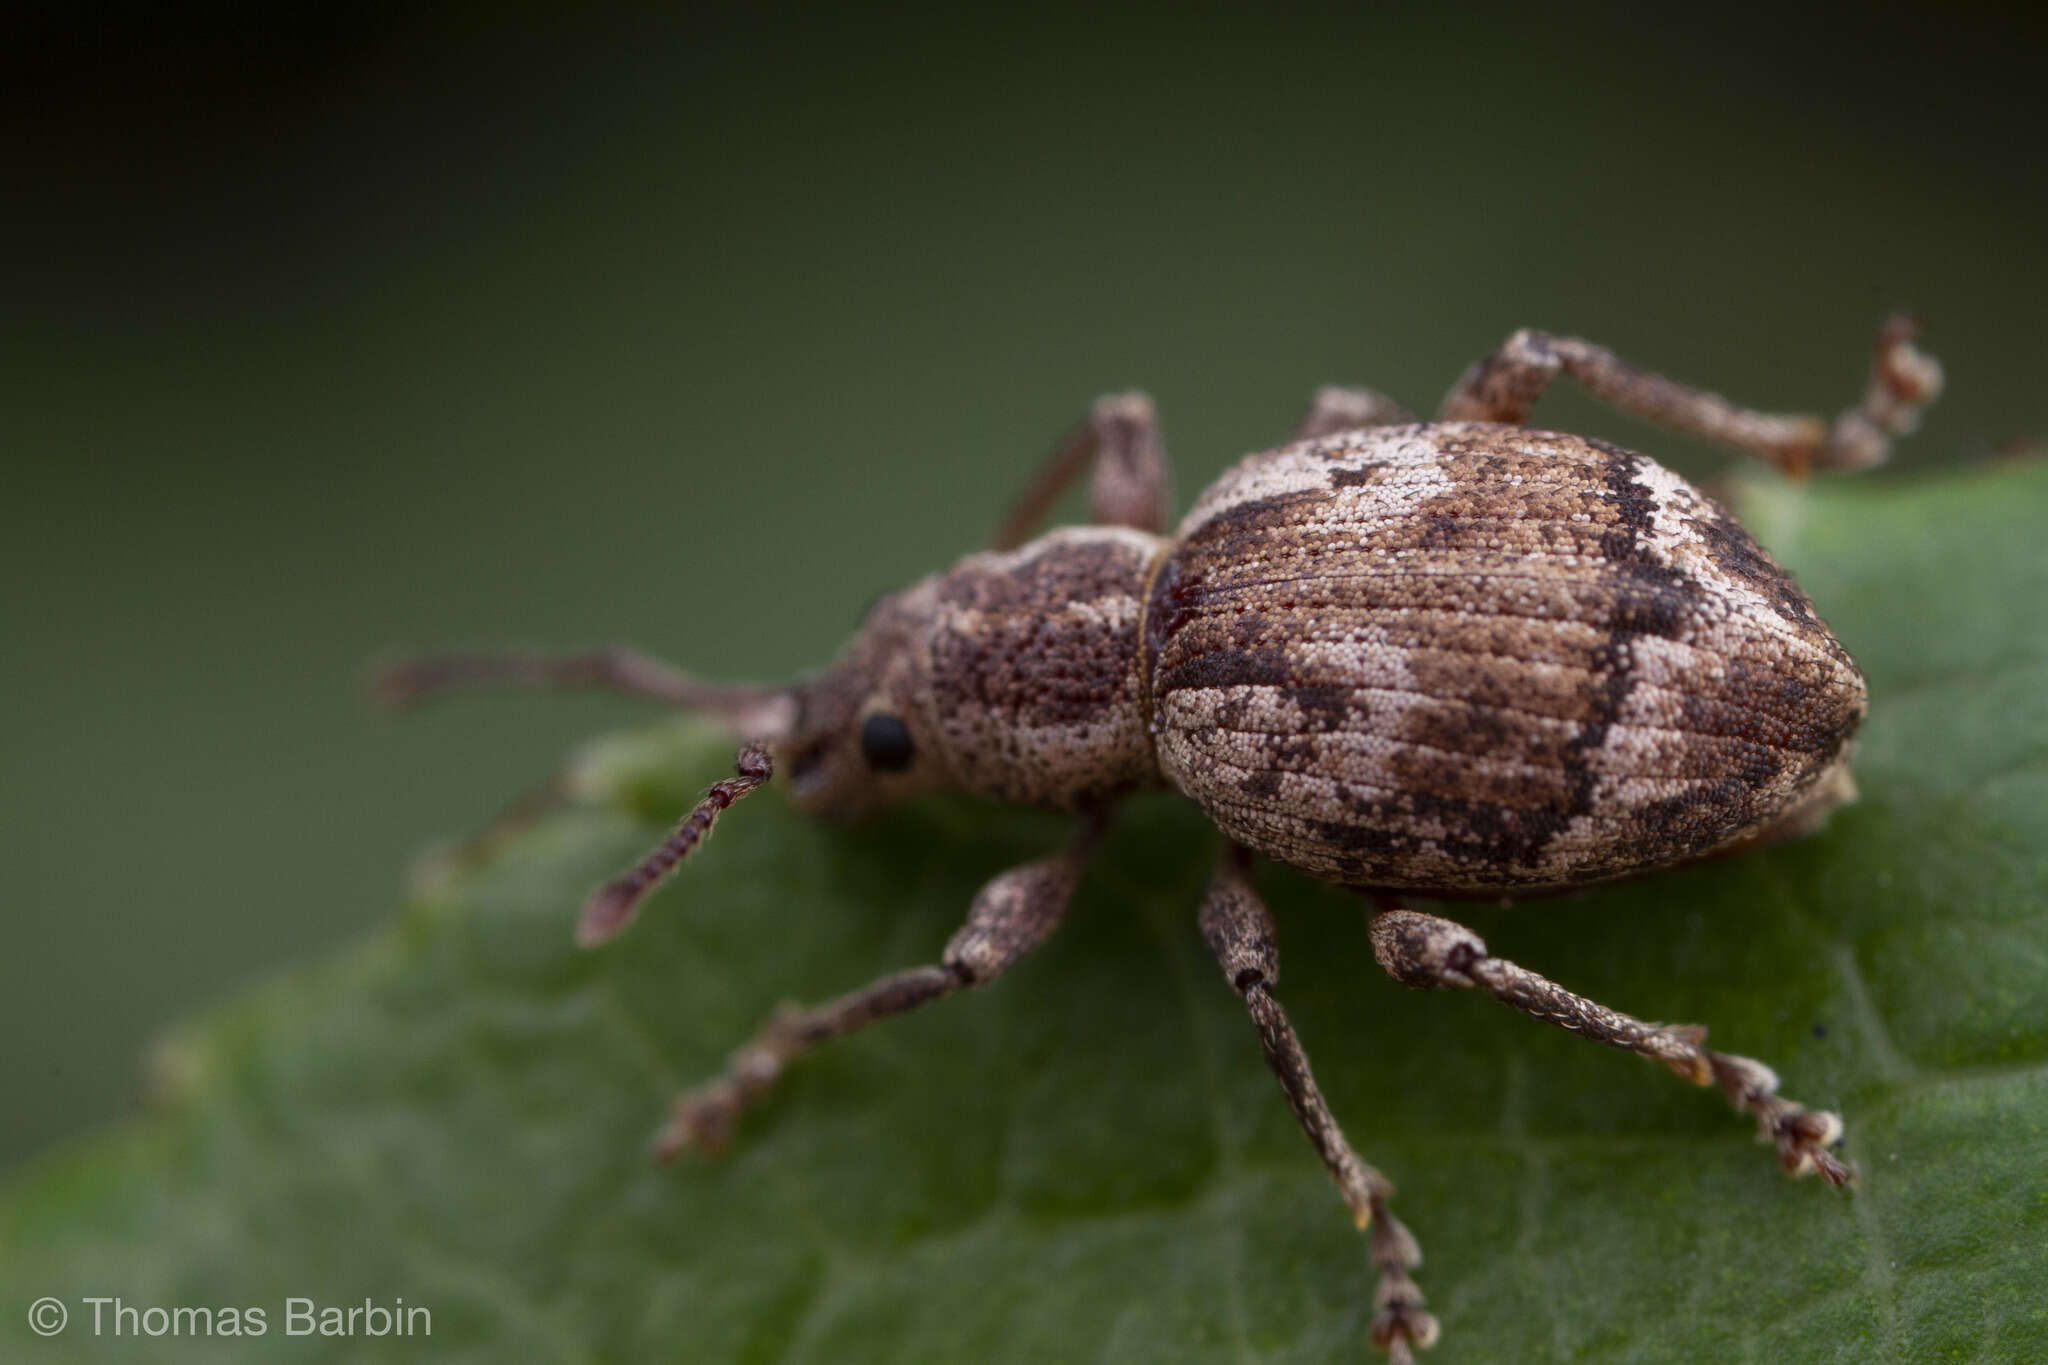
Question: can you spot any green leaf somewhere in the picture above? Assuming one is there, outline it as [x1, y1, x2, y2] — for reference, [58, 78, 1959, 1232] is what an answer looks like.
[7, 460, 2046, 1364]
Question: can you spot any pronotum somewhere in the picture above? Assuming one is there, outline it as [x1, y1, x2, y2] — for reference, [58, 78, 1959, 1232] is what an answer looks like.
[376, 316, 1941, 1360]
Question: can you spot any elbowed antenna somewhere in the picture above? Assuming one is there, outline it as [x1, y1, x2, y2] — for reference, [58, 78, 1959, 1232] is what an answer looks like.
[577, 742, 774, 947]
[365, 645, 797, 739]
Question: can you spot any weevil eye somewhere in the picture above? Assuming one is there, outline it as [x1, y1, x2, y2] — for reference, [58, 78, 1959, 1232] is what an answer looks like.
[859, 712, 915, 771]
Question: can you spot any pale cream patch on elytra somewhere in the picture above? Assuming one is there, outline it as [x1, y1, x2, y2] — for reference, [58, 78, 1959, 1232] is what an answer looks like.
[1177, 428, 1459, 541]
[1629, 459, 1820, 656]
[1163, 431, 1464, 831]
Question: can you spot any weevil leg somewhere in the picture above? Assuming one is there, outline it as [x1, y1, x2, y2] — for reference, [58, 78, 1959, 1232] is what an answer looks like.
[367, 645, 795, 736]
[1367, 904, 1853, 1186]
[654, 818, 1102, 1158]
[991, 392, 1172, 549]
[1201, 851, 1438, 1362]
[1291, 386, 1416, 441]
[1438, 314, 1942, 476]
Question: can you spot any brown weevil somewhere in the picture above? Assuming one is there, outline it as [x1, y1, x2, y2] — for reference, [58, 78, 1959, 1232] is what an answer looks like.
[375, 317, 1941, 1360]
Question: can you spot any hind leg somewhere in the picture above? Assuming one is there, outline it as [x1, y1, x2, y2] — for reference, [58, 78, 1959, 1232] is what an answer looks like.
[1440, 314, 1941, 476]
[1369, 903, 1851, 1184]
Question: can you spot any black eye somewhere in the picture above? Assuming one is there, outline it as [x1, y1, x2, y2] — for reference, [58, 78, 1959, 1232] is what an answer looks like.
[859, 712, 915, 771]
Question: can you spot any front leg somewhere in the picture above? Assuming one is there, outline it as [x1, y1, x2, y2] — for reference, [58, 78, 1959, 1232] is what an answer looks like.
[992, 393, 1173, 549]
[1201, 851, 1438, 1363]
[366, 644, 795, 736]
[1369, 904, 1851, 1185]
[656, 820, 1100, 1157]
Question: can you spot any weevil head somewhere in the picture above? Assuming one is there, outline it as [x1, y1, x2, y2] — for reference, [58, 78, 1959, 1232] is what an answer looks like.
[772, 527, 1168, 818]
[777, 576, 953, 818]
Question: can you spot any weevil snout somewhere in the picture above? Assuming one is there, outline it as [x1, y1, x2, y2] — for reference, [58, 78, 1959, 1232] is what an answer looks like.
[570, 577, 961, 939]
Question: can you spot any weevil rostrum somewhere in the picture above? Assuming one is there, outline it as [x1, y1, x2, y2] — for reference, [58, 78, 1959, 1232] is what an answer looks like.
[376, 317, 1941, 1360]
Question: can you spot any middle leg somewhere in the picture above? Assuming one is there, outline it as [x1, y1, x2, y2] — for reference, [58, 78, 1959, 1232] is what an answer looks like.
[992, 393, 1173, 549]
[1291, 385, 1416, 441]
[1201, 851, 1438, 1363]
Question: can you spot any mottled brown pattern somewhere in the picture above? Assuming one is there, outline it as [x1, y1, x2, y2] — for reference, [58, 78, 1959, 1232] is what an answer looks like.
[384, 325, 1938, 1363]
[921, 527, 1165, 808]
[1149, 423, 1865, 892]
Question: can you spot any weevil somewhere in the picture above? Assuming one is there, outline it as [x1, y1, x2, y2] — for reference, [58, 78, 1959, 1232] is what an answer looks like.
[376, 317, 1941, 1361]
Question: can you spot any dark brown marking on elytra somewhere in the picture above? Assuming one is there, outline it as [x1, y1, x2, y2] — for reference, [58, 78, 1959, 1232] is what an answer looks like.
[1155, 643, 1294, 696]
[1397, 647, 1605, 724]
[1686, 500, 1830, 640]
[1238, 768, 1283, 801]
[1176, 491, 1324, 560]
[1387, 745, 1576, 823]
[1626, 776, 1754, 855]
[1389, 688, 1557, 763]
[1280, 682, 1371, 734]
[1328, 463, 1389, 488]
[1309, 781, 1566, 880]
[1141, 553, 1187, 692]
[1550, 443, 1694, 841]
[1674, 650, 1856, 772]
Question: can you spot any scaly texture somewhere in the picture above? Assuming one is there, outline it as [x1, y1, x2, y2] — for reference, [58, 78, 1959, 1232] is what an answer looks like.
[922, 527, 1163, 808]
[1151, 423, 1865, 891]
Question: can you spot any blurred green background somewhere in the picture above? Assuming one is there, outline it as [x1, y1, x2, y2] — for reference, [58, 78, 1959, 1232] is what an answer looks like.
[4, 2, 2043, 1169]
